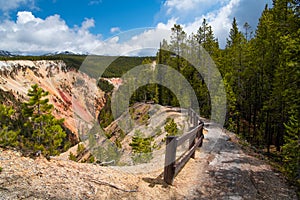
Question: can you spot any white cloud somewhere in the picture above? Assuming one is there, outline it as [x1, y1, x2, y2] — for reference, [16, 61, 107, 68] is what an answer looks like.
[0, 0, 35, 13]
[164, 0, 197, 13]
[164, 0, 214, 13]
[0, 11, 171, 56]
[0, 11, 101, 54]
[157, 17, 178, 30]
[16, 11, 42, 24]
[91, 28, 172, 56]
[157, 0, 240, 47]
[110, 27, 121, 33]
[161, 0, 228, 21]
[205, 0, 240, 47]
[0, 0, 271, 56]
[158, 0, 270, 48]
[81, 18, 95, 30]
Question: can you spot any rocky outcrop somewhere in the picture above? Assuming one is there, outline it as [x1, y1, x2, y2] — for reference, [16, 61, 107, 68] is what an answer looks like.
[0, 60, 106, 141]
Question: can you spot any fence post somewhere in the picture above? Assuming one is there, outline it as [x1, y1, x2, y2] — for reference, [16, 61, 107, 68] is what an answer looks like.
[198, 123, 204, 147]
[189, 134, 196, 159]
[164, 136, 177, 185]
[189, 109, 192, 124]
[194, 115, 198, 127]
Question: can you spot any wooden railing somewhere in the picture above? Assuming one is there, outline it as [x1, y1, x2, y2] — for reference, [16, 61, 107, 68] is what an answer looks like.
[163, 108, 204, 185]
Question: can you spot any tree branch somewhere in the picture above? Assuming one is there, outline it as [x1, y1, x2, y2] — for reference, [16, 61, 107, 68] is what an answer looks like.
[89, 179, 138, 193]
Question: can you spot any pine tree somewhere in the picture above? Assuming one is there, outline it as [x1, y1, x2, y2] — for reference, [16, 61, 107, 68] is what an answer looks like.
[243, 22, 252, 41]
[129, 130, 154, 164]
[194, 19, 220, 116]
[282, 113, 300, 183]
[196, 18, 219, 56]
[164, 118, 178, 136]
[258, 0, 300, 151]
[224, 17, 247, 136]
[170, 24, 187, 71]
[22, 84, 66, 156]
[0, 104, 19, 147]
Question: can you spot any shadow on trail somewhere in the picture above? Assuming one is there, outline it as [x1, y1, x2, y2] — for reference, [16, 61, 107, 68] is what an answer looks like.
[196, 167, 295, 200]
[190, 126, 297, 199]
[220, 156, 265, 167]
[142, 172, 169, 188]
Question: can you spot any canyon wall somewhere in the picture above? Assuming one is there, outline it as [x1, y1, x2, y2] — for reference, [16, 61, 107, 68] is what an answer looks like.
[0, 60, 106, 140]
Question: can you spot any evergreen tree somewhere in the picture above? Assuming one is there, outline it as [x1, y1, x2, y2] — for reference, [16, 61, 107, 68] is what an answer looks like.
[194, 18, 220, 116]
[282, 113, 300, 183]
[0, 104, 19, 147]
[170, 24, 187, 71]
[243, 22, 252, 41]
[22, 84, 66, 156]
[164, 118, 178, 136]
[224, 17, 247, 136]
[129, 130, 154, 164]
[196, 18, 219, 56]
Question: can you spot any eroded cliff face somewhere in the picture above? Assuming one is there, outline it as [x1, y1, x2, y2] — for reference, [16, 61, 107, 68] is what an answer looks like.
[0, 60, 106, 141]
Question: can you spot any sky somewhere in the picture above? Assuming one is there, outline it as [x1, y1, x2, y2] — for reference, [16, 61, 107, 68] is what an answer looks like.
[0, 0, 272, 55]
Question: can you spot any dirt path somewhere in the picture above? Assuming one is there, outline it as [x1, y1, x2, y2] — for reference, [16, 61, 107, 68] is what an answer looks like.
[181, 125, 298, 199]
[0, 124, 298, 199]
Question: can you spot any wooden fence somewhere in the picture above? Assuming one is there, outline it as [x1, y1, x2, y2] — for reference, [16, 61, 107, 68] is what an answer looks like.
[163, 108, 204, 185]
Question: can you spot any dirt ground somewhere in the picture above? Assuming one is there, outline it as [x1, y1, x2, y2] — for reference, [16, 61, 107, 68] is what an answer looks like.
[0, 124, 298, 199]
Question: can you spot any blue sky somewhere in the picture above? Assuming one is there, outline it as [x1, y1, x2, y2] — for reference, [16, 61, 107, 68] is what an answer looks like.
[0, 0, 272, 55]
[16, 0, 163, 37]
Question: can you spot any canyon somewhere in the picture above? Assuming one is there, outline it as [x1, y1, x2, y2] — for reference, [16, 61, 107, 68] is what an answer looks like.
[0, 60, 107, 141]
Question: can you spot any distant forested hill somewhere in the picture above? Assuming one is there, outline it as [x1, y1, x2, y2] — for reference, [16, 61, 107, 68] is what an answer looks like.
[0, 55, 156, 78]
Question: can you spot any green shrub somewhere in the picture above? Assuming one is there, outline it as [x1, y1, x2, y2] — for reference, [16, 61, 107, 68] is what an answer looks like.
[69, 152, 77, 161]
[141, 113, 150, 125]
[115, 138, 122, 149]
[88, 156, 95, 163]
[97, 79, 114, 93]
[129, 130, 154, 164]
[77, 144, 85, 155]
[164, 118, 178, 136]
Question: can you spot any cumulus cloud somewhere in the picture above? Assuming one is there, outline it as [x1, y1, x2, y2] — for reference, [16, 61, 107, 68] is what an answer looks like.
[16, 11, 42, 24]
[157, 17, 178, 30]
[81, 18, 95, 30]
[204, 0, 240, 47]
[157, 0, 240, 47]
[161, 0, 227, 21]
[0, 11, 171, 56]
[0, 11, 101, 54]
[91, 28, 172, 56]
[110, 27, 121, 33]
[0, 0, 35, 13]
[158, 0, 270, 48]
[0, 0, 271, 55]
[164, 0, 221, 14]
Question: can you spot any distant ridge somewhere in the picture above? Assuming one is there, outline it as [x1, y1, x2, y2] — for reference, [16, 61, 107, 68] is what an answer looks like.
[43, 51, 87, 56]
[0, 50, 88, 57]
[0, 50, 14, 57]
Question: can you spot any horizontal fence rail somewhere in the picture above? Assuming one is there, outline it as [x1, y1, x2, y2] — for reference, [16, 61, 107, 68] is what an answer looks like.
[164, 108, 204, 185]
